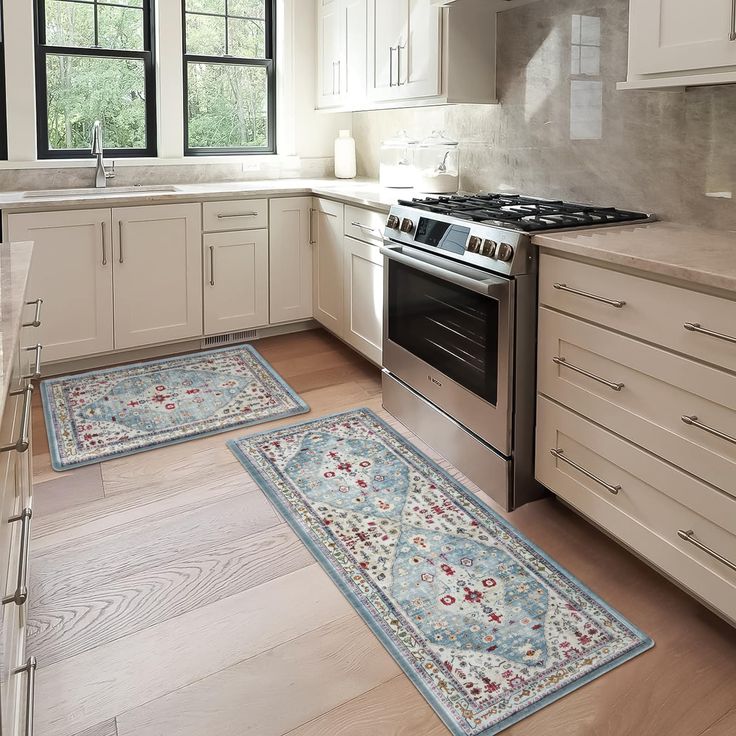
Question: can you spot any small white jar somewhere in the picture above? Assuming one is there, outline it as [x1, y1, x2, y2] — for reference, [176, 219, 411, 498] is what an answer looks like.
[334, 130, 357, 179]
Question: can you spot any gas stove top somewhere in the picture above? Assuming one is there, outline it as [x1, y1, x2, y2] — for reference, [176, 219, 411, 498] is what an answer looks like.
[397, 193, 650, 233]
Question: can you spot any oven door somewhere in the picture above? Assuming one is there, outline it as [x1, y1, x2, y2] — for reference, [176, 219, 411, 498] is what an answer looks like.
[382, 244, 515, 455]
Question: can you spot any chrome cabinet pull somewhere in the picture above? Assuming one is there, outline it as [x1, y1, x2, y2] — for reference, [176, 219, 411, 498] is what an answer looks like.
[553, 356, 624, 391]
[22, 299, 43, 329]
[309, 207, 317, 245]
[24, 344, 43, 381]
[3, 508, 32, 606]
[100, 221, 108, 266]
[678, 529, 736, 573]
[118, 220, 124, 264]
[13, 656, 36, 736]
[209, 246, 215, 287]
[350, 222, 383, 239]
[217, 212, 259, 219]
[681, 415, 736, 446]
[731, 0, 736, 40]
[683, 322, 736, 345]
[553, 283, 626, 308]
[1, 383, 33, 454]
[397, 43, 406, 86]
[389, 46, 396, 86]
[336, 60, 341, 94]
[550, 448, 621, 495]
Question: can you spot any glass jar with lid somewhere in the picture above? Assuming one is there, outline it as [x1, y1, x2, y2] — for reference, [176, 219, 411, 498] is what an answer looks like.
[379, 130, 417, 189]
[415, 131, 460, 194]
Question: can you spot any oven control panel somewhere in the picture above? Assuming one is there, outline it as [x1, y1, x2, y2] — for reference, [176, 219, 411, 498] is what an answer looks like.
[384, 206, 529, 276]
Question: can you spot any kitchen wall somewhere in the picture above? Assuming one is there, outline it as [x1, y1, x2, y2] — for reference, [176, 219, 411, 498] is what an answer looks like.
[352, 0, 736, 230]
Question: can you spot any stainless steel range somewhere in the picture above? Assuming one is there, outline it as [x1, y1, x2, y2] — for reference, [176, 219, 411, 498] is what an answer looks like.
[380, 193, 652, 511]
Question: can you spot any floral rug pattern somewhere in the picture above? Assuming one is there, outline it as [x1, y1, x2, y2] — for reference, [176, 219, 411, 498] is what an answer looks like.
[228, 409, 653, 736]
[43, 346, 309, 470]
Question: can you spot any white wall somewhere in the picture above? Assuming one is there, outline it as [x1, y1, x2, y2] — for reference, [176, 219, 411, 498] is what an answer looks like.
[0, 0, 349, 166]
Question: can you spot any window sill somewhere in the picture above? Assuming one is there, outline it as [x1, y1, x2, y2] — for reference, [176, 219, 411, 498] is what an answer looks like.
[0, 154, 288, 170]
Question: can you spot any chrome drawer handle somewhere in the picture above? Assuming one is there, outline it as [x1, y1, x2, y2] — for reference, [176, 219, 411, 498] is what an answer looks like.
[550, 448, 621, 495]
[350, 222, 383, 239]
[101, 221, 108, 266]
[209, 246, 215, 287]
[678, 529, 736, 573]
[3, 508, 32, 606]
[118, 220, 124, 264]
[309, 207, 317, 245]
[1, 383, 33, 454]
[217, 212, 259, 219]
[13, 657, 36, 736]
[22, 299, 43, 329]
[683, 322, 736, 345]
[681, 415, 736, 446]
[553, 283, 626, 308]
[553, 356, 624, 392]
[24, 344, 43, 381]
[731, 0, 736, 41]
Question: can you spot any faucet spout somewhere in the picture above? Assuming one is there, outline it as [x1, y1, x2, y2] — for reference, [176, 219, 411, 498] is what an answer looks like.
[91, 121, 107, 188]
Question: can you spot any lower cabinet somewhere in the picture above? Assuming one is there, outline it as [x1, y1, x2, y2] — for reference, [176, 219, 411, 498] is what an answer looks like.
[312, 198, 345, 336]
[8, 209, 114, 363]
[204, 229, 269, 335]
[269, 197, 313, 324]
[343, 235, 383, 364]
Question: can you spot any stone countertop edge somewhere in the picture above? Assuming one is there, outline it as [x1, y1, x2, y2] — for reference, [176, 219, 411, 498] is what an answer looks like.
[533, 222, 736, 294]
[0, 241, 34, 418]
[0, 178, 409, 214]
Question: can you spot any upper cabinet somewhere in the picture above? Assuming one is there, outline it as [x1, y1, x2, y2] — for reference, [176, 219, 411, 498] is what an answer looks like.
[621, 0, 736, 89]
[316, 0, 496, 111]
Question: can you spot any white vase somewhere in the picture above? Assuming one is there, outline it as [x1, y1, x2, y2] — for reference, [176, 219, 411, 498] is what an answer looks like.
[334, 130, 357, 179]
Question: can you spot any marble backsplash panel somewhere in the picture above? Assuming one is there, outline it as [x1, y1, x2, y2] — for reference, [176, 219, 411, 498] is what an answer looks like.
[353, 0, 736, 230]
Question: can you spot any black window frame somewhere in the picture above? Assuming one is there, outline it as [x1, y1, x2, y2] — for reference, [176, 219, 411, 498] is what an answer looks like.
[0, 4, 8, 160]
[182, 0, 276, 156]
[34, 0, 158, 160]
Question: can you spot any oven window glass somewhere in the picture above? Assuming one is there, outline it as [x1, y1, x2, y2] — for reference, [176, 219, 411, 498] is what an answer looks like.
[388, 259, 499, 405]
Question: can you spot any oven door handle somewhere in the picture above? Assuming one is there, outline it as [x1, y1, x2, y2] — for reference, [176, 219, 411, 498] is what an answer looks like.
[380, 245, 510, 298]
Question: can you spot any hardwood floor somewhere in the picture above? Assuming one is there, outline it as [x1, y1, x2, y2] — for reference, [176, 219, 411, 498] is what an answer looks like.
[29, 329, 736, 736]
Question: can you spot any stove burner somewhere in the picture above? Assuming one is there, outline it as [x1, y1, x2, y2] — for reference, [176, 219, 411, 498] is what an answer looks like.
[396, 193, 649, 233]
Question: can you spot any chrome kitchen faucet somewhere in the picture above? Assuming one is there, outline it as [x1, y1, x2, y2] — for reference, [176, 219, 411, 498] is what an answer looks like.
[91, 120, 116, 188]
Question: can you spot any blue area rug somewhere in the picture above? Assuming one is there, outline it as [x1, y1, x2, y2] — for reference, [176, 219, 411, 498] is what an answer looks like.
[228, 408, 653, 736]
[42, 345, 309, 470]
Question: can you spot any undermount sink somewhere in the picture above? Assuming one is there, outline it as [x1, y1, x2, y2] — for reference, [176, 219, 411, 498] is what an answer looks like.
[22, 185, 181, 199]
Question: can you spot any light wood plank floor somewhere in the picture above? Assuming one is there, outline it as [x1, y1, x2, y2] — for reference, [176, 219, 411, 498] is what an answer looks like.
[29, 329, 736, 736]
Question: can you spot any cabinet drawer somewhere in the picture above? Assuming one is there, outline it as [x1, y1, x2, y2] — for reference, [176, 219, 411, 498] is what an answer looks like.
[538, 308, 736, 496]
[344, 205, 386, 246]
[539, 255, 736, 374]
[203, 199, 268, 232]
[536, 396, 736, 623]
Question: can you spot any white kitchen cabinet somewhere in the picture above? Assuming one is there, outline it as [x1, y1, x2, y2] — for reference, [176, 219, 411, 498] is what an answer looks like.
[269, 197, 314, 324]
[621, 0, 736, 89]
[113, 204, 202, 350]
[312, 198, 345, 336]
[367, 0, 441, 102]
[7, 209, 114, 363]
[317, 0, 367, 109]
[204, 229, 269, 336]
[343, 235, 383, 364]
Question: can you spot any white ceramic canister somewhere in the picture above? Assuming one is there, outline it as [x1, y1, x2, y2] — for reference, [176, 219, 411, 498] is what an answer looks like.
[334, 130, 357, 179]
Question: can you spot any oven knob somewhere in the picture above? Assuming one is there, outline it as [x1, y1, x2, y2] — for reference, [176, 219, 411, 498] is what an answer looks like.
[386, 214, 400, 230]
[467, 236, 482, 253]
[497, 243, 515, 262]
[482, 239, 498, 258]
[400, 218, 415, 234]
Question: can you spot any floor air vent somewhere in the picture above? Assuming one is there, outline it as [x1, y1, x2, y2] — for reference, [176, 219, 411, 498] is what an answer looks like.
[202, 330, 258, 348]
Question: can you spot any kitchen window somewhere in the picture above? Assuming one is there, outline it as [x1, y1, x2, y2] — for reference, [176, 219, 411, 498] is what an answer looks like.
[182, 0, 276, 155]
[34, 0, 157, 158]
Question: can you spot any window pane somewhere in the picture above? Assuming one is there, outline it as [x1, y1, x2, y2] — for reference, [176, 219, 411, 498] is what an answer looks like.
[229, 0, 265, 19]
[228, 17, 265, 58]
[45, 0, 95, 47]
[98, 4, 144, 50]
[186, 13, 226, 56]
[185, 0, 225, 13]
[187, 62, 268, 149]
[46, 54, 147, 150]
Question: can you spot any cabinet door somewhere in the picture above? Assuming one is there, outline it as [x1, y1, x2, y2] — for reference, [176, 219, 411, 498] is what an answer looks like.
[343, 0, 367, 104]
[317, 0, 343, 108]
[367, 0, 407, 100]
[269, 197, 313, 324]
[312, 198, 345, 335]
[344, 235, 383, 364]
[7, 209, 114, 363]
[204, 229, 269, 336]
[629, 0, 736, 75]
[112, 204, 203, 350]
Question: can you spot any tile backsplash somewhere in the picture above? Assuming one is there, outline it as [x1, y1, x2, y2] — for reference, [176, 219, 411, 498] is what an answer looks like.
[353, 0, 736, 230]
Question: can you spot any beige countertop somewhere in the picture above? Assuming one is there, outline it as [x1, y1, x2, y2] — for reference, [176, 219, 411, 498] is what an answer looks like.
[0, 241, 34, 416]
[0, 178, 411, 214]
[533, 222, 736, 293]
